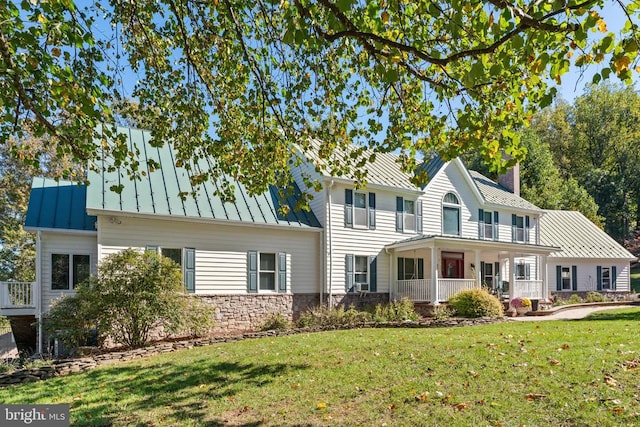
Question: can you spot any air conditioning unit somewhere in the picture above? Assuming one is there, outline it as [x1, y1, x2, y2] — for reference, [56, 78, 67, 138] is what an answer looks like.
[353, 283, 362, 292]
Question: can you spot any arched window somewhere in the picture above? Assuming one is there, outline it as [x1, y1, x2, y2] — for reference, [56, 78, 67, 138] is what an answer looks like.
[442, 192, 461, 236]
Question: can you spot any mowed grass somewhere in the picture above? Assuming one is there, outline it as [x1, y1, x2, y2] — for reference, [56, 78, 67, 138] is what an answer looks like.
[2, 309, 640, 426]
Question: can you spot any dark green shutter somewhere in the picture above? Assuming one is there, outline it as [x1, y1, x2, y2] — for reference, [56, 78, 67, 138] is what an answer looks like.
[344, 189, 353, 227]
[345, 254, 354, 292]
[495, 261, 501, 283]
[416, 201, 423, 233]
[417, 258, 424, 279]
[396, 197, 404, 232]
[397, 257, 404, 280]
[612, 266, 617, 290]
[184, 248, 195, 293]
[556, 265, 562, 291]
[571, 265, 577, 291]
[512, 214, 517, 241]
[525, 216, 530, 243]
[493, 212, 499, 240]
[480, 261, 485, 284]
[597, 266, 602, 290]
[524, 263, 530, 280]
[369, 256, 377, 292]
[247, 251, 258, 293]
[368, 193, 376, 230]
[478, 209, 484, 238]
[278, 252, 287, 293]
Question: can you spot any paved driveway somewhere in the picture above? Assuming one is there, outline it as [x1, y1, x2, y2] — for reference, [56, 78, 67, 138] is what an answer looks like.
[511, 305, 633, 321]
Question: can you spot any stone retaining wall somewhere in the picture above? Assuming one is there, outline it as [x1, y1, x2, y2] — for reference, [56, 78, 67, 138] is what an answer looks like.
[0, 317, 503, 387]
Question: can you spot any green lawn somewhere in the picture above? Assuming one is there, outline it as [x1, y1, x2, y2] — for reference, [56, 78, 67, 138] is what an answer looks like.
[630, 264, 640, 293]
[2, 309, 640, 426]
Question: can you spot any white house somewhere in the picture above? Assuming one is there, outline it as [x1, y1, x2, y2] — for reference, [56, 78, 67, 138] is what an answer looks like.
[0, 126, 634, 353]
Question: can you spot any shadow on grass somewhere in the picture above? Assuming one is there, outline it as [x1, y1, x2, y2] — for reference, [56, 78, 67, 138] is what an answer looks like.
[578, 308, 640, 322]
[9, 358, 310, 426]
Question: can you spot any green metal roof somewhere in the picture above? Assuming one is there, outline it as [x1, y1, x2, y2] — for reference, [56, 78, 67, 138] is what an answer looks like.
[468, 170, 540, 211]
[25, 178, 97, 232]
[540, 210, 635, 260]
[86, 127, 321, 229]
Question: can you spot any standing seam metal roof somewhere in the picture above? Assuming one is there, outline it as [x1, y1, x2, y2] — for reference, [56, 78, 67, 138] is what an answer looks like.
[468, 170, 540, 210]
[86, 127, 321, 229]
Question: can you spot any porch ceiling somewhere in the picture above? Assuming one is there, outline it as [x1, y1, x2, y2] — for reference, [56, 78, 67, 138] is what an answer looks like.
[385, 234, 559, 256]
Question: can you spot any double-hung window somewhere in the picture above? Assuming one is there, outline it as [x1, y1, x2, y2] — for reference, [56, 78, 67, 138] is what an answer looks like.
[345, 189, 376, 229]
[51, 254, 90, 290]
[247, 251, 287, 293]
[511, 214, 530, 243]
[515, 261, 531, 280]
[597, 266, 617, 291]
[397, 257, 424, 280]
[396, 197, 423, 233]
[345, 254, 377, 292]
[478, 209, 498, 240]
[259, 253, 276, 291]
[556, 265, 576, 291]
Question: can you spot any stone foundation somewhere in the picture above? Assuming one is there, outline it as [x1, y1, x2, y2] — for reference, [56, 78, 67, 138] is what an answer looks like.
[329, 292, 390, 310]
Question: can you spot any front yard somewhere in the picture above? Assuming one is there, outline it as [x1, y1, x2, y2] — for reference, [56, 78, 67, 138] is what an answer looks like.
[1, 308, 639, 426]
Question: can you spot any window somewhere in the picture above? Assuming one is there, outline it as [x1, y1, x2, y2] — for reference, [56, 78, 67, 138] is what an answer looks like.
[398, 257, 424, 280]
[442, 193, 460, 236]
[561, 267, 571, 290]
[601, 267, 610, 290]
[482, 262, 493, 288]
[247, 251, 286, 293]
[396, 197, 423, 233]
[515, 261, 530, 280]
[597, 266, 616, 291]
[146, 247, 196, 293]
[259, 253, 276, 291]
[345, 189, 375, 229]
[512, 214, 530, 243]
[478, 209, 498, 240]
[345, 254, 377, 292]
[51, 254, 90, 290]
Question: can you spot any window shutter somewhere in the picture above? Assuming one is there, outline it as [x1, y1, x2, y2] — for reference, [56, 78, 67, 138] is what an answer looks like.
[396, 197, 404, 232]
[525, 216, 531, 243]
[493, 211, 499, 241]
[478, 209, 484, 238]
[597, 266, 602, 291]
[344, 189, 353, 228]
[525, 263, 531, 280]
[397, 257, 404, 280]
[278, 252, 287, 293]
[368, 193, 376, 230]
[571, 265, 578, 291]
[612, 266, 617, 290]
[495, 262, 501, 283]
[417, 258, 424, 279]
[247, 251, 258, 293]
[345, 254, 354, 292]
[512, 214, 517, 242]
[556, 265, 562, 291]
[480, 261, 485, 284]
[416, 200, 423, 233]
[369, 256, 377, 292]
[184, 248, 195, 293]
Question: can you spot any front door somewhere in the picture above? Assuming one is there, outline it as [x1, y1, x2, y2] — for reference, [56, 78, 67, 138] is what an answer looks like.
[442, 252, 464, 278]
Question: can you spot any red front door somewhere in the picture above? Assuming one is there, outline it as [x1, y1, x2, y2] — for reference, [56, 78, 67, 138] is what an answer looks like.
[442, 252, 464, 278]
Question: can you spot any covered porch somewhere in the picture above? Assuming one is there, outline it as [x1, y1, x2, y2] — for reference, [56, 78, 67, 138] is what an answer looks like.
[385, 236, 558, 304]
[0, 281, 38, 317]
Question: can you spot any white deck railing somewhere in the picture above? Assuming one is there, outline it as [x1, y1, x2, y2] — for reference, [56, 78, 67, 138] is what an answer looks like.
[395, 279, 432, 302]
[438, 279, 479, 302]
[0, 281, 36, 308]
[512, 280, 544, 299]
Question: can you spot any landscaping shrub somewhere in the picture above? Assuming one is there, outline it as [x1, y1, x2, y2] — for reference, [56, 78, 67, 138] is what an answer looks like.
[45, 287, 97, 349]
[585, 291, 605, 303]
[371, 299, 419, 322]
[567, 294, 583, 305]
[448, 288, 504, 318]
[296, 305, 372, 328]
[181, 296, 217, 338]
[261, 313, 290, 331]
[431, 305, 453, 320]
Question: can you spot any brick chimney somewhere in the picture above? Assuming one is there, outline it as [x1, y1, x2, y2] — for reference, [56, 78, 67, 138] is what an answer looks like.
[498, 163, 520, 196]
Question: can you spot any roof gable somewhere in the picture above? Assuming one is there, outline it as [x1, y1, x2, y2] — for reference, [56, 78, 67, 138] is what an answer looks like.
[87, 127, 321, 229]
[540, 210, 635, 259]
[25, 178, 97, 232]
[468, 169, 539, 211]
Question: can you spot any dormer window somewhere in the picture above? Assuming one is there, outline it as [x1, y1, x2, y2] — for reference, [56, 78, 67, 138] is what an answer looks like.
[442, 192, 461, 236]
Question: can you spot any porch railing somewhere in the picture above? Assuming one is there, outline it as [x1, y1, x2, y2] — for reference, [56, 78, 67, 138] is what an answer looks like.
[512, 280, 544, 299]
[395, 279, 432, 302]
[438, 279, 479, 302]
[0, 281, 36, 309]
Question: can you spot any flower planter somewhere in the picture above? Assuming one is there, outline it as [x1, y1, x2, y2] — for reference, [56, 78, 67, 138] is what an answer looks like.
[516, 307, 530, 316]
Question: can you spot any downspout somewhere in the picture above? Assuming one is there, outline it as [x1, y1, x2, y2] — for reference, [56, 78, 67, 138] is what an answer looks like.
[36, 231, 42, 354]
[327, 180, 335, 307]
[319, 230, 323, 306]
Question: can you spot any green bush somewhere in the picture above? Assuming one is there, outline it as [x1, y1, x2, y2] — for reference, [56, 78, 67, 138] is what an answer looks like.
[180, 296, 216, 338]
[371, 299, 419, 322]
[585, 292, 605, 303]
[567, 294, 583, 305]
[45, 289, 97, 349]
[448, 288, 504, 318]
[296, 305, 372, 328]
[261, 313, 290, 331]
[431, 305, 453, 320]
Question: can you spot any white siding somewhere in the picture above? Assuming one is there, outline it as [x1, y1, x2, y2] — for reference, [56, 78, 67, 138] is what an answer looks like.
[546, 259, 630, 293]
[40, 232, 98, 312]
[96, 216, 321, 294]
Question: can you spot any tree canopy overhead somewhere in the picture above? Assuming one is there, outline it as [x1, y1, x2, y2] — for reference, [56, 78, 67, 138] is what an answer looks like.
[1, 0, 639, 198]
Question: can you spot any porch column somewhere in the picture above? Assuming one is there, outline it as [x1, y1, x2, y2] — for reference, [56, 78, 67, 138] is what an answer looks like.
[431, 246, 439, 305]
[508, 254, 515, 301]
[474, 250, 481, 286]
